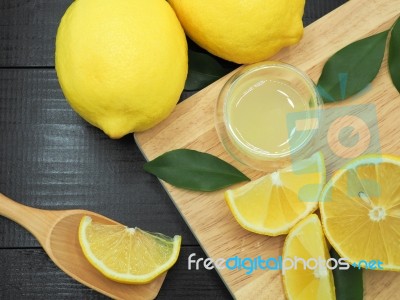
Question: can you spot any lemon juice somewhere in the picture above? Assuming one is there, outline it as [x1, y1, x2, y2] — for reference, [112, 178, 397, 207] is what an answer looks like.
[227, 79, 311, 157]
[216, 62, 322, 170]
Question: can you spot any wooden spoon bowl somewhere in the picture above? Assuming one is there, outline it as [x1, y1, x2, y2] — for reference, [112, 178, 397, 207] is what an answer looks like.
[0, 193, 165, 300]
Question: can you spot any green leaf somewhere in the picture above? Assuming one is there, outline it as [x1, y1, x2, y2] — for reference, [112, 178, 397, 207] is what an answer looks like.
[317, 30, 389, 102]
[330, 248, 363, 300]
[144, 149, 250, 192]
[185, 50, 235, 91]
[389, 17, 400, 93]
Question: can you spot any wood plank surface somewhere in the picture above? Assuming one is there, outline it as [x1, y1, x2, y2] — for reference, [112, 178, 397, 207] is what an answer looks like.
[0, 69, 197, 248]
[135, 0, 400, 299]
[0, 247, 231, 300]
[0, 0, 348, 299]
[0, 0, 346, 67]
[0, 0, 70, 67]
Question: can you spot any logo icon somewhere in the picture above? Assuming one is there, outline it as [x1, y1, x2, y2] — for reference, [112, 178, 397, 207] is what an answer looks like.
[286, 73, 381, 202]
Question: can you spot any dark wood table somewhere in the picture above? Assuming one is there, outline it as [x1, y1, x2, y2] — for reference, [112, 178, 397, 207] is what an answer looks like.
[0, 1, 346, 299]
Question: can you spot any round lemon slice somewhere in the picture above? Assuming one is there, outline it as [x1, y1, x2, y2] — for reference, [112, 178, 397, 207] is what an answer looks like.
[320, 154, 400, 271]
[78, 216, 181, 284]
[225, 152, 325, 236]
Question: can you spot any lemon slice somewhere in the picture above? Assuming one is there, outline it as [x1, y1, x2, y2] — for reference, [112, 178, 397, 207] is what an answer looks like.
[320, 154, 400, 271]
[282, 214, 335, 300]
[78, 216, 181, 284]
[225, 152, 325, 236]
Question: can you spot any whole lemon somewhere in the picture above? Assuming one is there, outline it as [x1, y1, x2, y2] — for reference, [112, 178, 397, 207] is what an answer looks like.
[168, 0, 305, 64]
[55, 0, 187, 139]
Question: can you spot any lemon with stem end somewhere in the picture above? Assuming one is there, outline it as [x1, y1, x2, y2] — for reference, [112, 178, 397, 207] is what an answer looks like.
[56, 0, 188, 138]
[168, 0, 305, 64]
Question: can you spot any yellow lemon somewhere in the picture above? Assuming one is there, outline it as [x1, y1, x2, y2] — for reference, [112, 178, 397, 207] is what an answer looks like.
[225, 152, 325, 236]
[320, 154, 400, 271]
[282, 214, 336, 300]
[168, 0, 305, 64]
[55, 0, 188, 139]
[79, 216, 181, 284]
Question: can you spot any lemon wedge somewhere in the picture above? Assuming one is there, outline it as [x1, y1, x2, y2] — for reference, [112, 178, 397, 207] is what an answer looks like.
[282, 214, 335, 300]
[78, 216, 181, 284]
[225, 152, 325, 236]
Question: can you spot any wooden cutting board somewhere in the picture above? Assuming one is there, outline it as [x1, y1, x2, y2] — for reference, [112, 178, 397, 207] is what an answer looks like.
[135, 0, 400, 298]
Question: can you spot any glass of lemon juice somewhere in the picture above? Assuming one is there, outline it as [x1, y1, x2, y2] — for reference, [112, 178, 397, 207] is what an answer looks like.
[215, 62, 322, 170]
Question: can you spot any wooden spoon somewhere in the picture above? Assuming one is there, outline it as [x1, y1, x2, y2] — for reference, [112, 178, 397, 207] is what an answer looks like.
[0, 193, 166, 300]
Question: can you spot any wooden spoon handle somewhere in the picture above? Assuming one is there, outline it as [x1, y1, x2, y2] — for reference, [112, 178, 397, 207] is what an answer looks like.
[0, 193, 58, 245]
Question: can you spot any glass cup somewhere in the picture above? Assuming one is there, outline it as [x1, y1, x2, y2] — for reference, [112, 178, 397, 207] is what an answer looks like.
[215, 61, 323, 171]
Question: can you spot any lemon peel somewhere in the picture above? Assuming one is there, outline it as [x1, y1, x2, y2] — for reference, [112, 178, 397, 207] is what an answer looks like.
[56, 0, 188, 138]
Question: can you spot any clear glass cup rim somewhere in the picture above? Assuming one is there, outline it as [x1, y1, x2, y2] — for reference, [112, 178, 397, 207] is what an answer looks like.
[216, 61, 323, 166]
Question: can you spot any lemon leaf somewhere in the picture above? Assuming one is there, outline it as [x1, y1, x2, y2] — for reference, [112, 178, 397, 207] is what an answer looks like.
[330, 248, 363, 300]
[185, 49, 236, 91]
[144, 149, 249, 192]
[317, 30, 389, 102]
[389, 17, 400, 93]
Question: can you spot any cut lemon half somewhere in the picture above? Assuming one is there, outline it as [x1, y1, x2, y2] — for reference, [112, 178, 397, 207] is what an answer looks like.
[283, 214, 335, 300]
[320, 154, 400, 271]
[78, 216, 181, 284]
[225, 152, 325, 236]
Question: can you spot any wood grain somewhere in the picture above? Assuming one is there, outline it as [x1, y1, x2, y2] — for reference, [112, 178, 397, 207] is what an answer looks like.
[0, 0, 70, 67]
[0, 248, 109, 300]
[0, 194, 167, 300]
[135, 0, 400, 298]
[0, 69, 197, 247]
[0, 0, 346, 68]
[0, 246, 231, 300]
[0, 0, 359, 298]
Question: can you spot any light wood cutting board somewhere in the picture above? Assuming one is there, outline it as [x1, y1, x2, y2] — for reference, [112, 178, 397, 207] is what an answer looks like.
[135, 0, 400, 298]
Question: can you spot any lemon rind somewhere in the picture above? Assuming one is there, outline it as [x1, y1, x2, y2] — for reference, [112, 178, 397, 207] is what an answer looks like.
[226, 152, 326, 236]
[319, 154, 400, 272]
[282, 214, 336, 300]
[78, 216, 182, 284]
